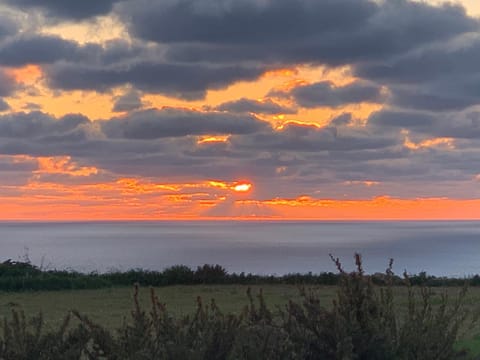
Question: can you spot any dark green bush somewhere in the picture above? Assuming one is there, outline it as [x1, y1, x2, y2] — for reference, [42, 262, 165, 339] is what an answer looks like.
[0, 260, 41, 278]
[162, 265, 195, 285]
[75, 285, 243, 359]
[2, 255, 480, 292]
[0, 310, 89, 359]
[282, 254, 471, 360]
[195, 265, 228, 284]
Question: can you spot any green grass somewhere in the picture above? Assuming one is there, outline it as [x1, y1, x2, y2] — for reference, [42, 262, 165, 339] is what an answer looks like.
[2, 284, 480, 355]
[0, 285, 310, 330]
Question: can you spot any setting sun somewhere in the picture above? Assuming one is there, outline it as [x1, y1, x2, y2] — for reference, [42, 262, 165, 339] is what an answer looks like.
[233, 183, 252, 192]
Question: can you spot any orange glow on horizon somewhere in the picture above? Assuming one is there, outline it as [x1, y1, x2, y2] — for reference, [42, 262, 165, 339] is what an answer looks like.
[0, 194, 478, 221]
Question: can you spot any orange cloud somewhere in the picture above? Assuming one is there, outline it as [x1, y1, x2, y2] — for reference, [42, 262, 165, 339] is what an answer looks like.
[197, 135, 230, 144]
[36, 156, 98, 177]
[6, 65, 42, 84]
[404, 135, 455, 150]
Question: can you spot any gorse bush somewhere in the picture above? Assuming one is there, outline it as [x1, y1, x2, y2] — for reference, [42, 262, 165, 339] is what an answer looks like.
[75, 286, 243, 359]
[0, 309, 90, 359]
[0, 254, 474, 359]
[282, 254, 471, 359]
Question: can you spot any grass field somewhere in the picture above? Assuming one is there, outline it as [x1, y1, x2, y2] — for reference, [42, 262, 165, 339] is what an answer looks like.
[0, 285, 309, 329]
[1, 284, 480, 355]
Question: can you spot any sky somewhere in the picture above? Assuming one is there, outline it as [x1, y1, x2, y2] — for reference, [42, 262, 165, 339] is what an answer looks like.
[0, 0, 480, 220]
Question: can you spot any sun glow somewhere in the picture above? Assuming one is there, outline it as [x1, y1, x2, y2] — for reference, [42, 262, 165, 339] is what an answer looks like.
[233, 182, 252, 192]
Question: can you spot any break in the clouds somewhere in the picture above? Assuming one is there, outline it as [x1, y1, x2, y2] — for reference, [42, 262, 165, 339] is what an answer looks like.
[1, 0, 480, 218]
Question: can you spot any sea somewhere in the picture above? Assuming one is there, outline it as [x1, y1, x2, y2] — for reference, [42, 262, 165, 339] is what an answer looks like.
[0, 221, 479, 277]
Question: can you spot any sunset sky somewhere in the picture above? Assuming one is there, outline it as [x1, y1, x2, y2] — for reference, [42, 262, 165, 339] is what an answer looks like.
[0, 0, 480, 220]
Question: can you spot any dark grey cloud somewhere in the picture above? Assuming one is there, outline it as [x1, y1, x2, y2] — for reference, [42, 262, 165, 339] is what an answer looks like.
[112, 90, 143, 112]
[0, 99, 10, 112]
[123, 0, 374, 44]
[0, 36, 143, 68]
[0, 33, 268, 99]
[4, 0, 120, 21]
[0, 71, 16, 97]
[391, 88, 478, 112]
[290, 81, 384, 108]
[0, 156, 37, 187]
[357, 39, 480, 85]
[231, 122, 396, 153]
[366, 109, 480, 140]
[101, 108, 269, 139]
[356, 39, 480, 111]
[368, 110, 436, 129]
[0, 112, 89, 139]
[145, 0, 478, 66]
[0, 35, 83, 67]
[46, 62, 267, 99]
[216, 98, 295, 114]
[0, 14, 18, 39]
[330, 113, 352, 126]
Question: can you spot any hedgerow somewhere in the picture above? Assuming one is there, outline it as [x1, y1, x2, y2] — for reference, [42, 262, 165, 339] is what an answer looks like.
[0, 257, 476, 292]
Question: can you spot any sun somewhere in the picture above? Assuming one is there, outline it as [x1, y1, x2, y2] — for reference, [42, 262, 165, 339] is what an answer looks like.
[232, 182, 252, 192]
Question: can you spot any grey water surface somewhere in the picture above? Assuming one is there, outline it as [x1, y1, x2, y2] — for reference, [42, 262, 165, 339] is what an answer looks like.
[0, 221, 479, 276]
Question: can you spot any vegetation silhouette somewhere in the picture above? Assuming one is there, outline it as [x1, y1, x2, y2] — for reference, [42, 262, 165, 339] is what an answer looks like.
[0, 254, 475, 359]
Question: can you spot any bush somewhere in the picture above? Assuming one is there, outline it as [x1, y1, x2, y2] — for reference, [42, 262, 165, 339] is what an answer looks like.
[195, 265, 228, 284]
[75, 285, 243, 359]
[282, 254, 471, 359]
[0, 260, 41, 278]
[0, 310, 90, 359]
[162, 265, 195, 285]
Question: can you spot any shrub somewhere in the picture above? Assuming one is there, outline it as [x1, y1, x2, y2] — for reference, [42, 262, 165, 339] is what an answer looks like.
[75, 285, 243, 359]
[0, 309, 89, 359]
[0, 260, 41, 278]
[162, 265, 195, 285]
[195, 265, 228, 284]
[282, 254, 471, 360]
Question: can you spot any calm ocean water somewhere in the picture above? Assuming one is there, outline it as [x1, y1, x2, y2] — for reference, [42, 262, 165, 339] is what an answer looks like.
[0, 221, 479, 277]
